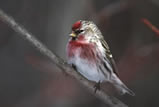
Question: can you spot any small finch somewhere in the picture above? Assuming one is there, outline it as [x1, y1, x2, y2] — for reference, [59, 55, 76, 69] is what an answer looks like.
[66, 20, 135, 96]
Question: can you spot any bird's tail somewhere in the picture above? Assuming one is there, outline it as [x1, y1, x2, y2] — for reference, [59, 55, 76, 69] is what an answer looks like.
[110, 74, 135, 96]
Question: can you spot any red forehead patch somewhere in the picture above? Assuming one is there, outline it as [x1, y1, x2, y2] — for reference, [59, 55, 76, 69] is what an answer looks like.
[72, 21, 81, 31]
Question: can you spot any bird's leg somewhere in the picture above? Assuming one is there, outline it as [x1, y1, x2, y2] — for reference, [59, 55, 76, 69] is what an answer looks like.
[94, 81, 101, 93]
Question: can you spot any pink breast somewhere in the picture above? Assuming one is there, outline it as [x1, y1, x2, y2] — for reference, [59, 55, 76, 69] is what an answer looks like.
[67, 40, 97, 62]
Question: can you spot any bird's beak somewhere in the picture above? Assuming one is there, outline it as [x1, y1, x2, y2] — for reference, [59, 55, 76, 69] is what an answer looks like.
[69, 32, 76, 37]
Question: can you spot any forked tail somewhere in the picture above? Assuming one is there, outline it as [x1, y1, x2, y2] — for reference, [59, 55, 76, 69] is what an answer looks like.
[111, 74, 135, 96]
[118, 83, 135, 96]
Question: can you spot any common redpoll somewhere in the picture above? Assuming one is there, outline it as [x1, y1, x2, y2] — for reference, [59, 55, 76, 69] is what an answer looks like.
[66, 20, 135, 96]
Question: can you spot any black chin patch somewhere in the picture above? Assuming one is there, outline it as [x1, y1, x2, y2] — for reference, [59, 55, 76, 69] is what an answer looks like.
[72, 37, 76, 40]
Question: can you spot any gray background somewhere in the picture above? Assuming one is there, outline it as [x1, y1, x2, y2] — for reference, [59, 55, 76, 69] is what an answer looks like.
[0, 0, 159, 107]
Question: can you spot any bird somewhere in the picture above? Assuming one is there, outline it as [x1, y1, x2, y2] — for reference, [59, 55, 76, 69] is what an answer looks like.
[66, 20, 135, 96]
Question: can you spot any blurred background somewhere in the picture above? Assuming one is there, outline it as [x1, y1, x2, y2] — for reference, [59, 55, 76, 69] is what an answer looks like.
[0, 0, 159, 107]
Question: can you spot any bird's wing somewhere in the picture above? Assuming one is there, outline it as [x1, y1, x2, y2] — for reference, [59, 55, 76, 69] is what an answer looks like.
[100, 38, 119, 77]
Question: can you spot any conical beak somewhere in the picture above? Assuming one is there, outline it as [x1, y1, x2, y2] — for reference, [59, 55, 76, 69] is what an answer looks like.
[69, 32, 76, 37]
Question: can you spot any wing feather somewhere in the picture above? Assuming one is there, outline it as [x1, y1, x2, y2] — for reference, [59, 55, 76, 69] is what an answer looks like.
[100, 38, 119, 77]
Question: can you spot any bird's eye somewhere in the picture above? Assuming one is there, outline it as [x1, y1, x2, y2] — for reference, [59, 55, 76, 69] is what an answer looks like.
[74, 30, 84, 35]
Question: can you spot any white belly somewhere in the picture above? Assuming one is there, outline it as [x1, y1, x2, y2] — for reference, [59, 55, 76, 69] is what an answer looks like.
[69, 55, 106, 83]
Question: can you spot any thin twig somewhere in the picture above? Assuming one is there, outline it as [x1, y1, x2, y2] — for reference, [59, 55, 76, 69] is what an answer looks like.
[0, 9, 128, 107]
[141, 18, 159, 36]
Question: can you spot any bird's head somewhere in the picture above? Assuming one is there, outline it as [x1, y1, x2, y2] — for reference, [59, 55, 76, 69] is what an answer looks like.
[70, 20, 102, 42]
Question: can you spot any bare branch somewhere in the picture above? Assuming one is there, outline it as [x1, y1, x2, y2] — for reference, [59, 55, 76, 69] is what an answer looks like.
[141, 18, 159, 36]
[0, 9, 128, 107]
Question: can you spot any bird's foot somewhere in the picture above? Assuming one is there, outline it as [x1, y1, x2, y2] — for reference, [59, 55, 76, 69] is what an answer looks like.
[94, 81, 101, 93]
